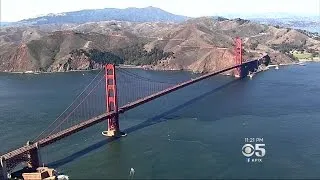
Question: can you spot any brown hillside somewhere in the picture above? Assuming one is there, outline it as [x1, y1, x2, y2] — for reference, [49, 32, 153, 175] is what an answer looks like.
[0, 17, 319, 73]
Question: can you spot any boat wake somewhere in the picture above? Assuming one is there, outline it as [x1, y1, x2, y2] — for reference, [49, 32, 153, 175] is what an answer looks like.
[58, 175, 70, 180]
[168, 138, 209, 147]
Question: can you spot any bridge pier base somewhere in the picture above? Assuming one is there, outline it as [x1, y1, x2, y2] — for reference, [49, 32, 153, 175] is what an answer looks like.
[0, 156, 8, 180]
[102, 129, 127, 137]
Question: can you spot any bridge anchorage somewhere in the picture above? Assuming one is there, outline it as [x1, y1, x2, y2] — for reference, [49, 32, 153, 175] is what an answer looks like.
[0, 141, 41, 180]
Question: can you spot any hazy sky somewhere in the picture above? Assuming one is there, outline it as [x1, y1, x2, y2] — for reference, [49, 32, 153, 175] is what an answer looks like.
[1, 0, 320, 22]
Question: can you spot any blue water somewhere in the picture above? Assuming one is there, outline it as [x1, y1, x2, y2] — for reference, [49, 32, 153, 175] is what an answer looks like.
[1, 63, 320, 179]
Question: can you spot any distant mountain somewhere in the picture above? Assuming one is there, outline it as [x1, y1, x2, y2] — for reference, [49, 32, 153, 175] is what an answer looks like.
[0, 22, 12, 27]
[9, 8, 320, 34]
[214, 13, 320, 33]
[248, 18, 320, 34]
[216, 12, 318, 20]
[15, 7, 188, 25]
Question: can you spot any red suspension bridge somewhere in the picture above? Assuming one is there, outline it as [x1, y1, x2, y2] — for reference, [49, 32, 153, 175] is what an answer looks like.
[0, 38, 265, 179]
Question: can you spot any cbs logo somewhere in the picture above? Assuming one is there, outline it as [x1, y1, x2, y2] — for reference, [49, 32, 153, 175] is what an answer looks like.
[242, 144, 266, 157]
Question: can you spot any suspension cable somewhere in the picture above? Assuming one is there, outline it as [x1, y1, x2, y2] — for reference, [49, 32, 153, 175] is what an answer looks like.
[32, 69, 104, 141]
[46, 74, 106, 137]
[118, 68, 177, 85]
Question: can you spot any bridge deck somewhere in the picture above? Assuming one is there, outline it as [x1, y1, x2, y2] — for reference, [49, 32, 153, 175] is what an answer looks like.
[1, 60, 257, 161]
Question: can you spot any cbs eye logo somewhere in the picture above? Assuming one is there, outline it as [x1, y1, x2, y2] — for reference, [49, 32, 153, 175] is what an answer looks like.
[242, 144, 266, 157]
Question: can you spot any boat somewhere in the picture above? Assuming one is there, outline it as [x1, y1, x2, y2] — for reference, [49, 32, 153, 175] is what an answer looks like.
[299, 62, 306, 66]
[57, 175, 69, 180]
[275, 66, 279, 70]
[247, 72, 254, 79]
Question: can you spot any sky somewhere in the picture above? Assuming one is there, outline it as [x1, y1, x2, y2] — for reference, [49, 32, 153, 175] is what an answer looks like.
[1, 0, 319, 22]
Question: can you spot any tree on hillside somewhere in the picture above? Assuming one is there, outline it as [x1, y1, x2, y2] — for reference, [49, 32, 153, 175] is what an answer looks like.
[271, 43, 304, 53]
[88, 49, 124, 65]
[286, 53, 299, 61]
[306, 48, 315, 54]
[115, 43, 174, 65]
[249, 42, 259, 50]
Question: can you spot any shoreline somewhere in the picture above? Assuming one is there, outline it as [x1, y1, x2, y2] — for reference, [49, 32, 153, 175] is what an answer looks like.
[298, 58, 320, 62]
[1, 64, 145, 74]
[1, 60, 318, 75]
[117, 64, 145, 69]
[1, 68, 101, 74]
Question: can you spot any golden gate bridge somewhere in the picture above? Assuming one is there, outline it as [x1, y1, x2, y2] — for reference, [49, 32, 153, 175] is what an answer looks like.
[0, 37, 265, 179]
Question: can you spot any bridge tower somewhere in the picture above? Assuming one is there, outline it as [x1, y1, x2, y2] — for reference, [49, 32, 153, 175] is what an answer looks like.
[234, 37, 243, 78]
[102, 64, 126, 137]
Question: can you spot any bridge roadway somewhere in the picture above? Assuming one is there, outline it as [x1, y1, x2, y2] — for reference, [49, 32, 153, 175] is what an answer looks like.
[1, 60, 258, 162]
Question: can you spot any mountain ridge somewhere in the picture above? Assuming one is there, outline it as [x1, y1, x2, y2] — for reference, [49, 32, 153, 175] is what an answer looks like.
[4, 7, 319, 35]
[0, 17, 319, 73]
[14, 7, 188, 26]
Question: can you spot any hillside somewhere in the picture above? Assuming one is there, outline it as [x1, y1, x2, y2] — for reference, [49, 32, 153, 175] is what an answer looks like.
[0, 17, 319, 73]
